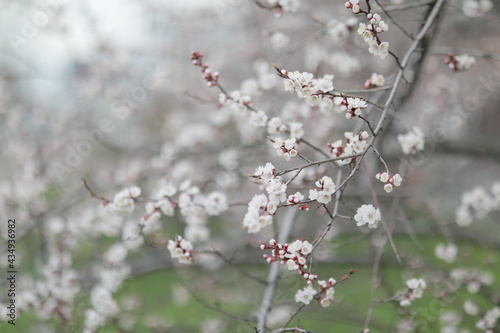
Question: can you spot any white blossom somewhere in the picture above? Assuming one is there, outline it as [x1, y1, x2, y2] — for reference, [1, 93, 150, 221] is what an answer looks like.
[106, 186, 141, 215]
[204, 192, 228, 215]
[185, 225, 210, 243]
[250, 110, 268, 127]
[272, 137, 298, 161]
[279, 0, 300, 12]
[289, 122, 304, 139]
[364, 72, 385, 88]
[327, 19, 350, 42]
[168, 236, 194, 264]
[90, 286, 119, 317]
[355, 12, 390, 59]
[243, 194, 274, 233]
[398, 127, 425, 154]
[446, 54, 477, 72]
[376, 172, 403, 193]
[455, 54, 477, 71]
[476, 306, 500, 330]
[295, 285, 317, 304]
[463, 0, 493, 17]
[268, 117, 287, 134]
[270, 32, 290, 50]
[435, 243, 458, 263]
[103, 243, 128, 265]
[354, 204, 381, 228]
[464, 300, 480, 316]
[455, 183, 499, 226]
[399, 278, 427, 307]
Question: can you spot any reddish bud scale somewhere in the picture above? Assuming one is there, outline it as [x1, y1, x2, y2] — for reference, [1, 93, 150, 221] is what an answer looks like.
[299, 204, 310, 211]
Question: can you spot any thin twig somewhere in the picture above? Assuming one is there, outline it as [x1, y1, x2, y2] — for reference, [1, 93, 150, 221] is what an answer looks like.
[341, 85, 393, 94]
[182, 281, 256, 323]
[299, 137, 330, 159]
[358, 115, 376, 136]
[374, 0, 414, 40]
[363, 236, 388, 329]
[370, 145, 389, 174]
[212, 249, 267, 285]
[275, 153, 363, 176]
[282, 304, 306, 329]
[362, 159, 401, 263]
[82, 178, 109, 202]
[383, 0, 434, 11]
[257, 208, 300, 332]
[373, 0, 447, 136]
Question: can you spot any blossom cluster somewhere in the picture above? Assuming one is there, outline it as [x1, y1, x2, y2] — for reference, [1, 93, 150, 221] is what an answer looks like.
[142, 197, 176, 228]
[397, 127, 425, 155]
[445, 53, 477, 72]
[286, 191, 310, 211]
[191, 51, 219, 87]
[103, 186, 142, 215]
[267, 0, 300, 14]
[267, 116, 287, 134]
[250, 110, 269, 127]
[455, 183, 500, 226]
[294, 285, 317, 305]
[375, 172, 402, 193]
[243, 163, 288, 233]
[85, 286, 120, 331]
[204, 191, 229, 216]
[178, 184, 210, 242]
[260, 239, 339, 308]
[192, 52, 268, 125]
[281, 69, 335, 106]
[21, 246, 82, 326]
[399, 278, 427, 307]
[476, 306, 500, 331]
[464, 300, 480, 316]
[344, 0, 363, 14]
[243, 194, 274, 233]
[353, 8, 390, 59]
[141, 182, 177, 229]
[269, 31, 290, 50]
[333, 95, 368, 119]
[294, 278, 337, 308]
[434, 243, 458, 263]
[364, 72, 385, 89]
[178, 182, 228, 242]
[308, 176, 337, 205]
[286, 191, 304, 205]
[266, 116, 305, 140]
[219, 90, 252, 115]
[354, 204, 381, 229]
[167, 235, 194, 264]
[462, 0, 493, 17]
[192, 51, 261, 120]
[450, 268, 494, 294]
[261, 238, 315, 281]
[316, 278, 337, 307]
[271, 137, 298, 161]
[138, 179, 228, 243]
[326, 17, 357, 42]
[328, 131, 369, 165]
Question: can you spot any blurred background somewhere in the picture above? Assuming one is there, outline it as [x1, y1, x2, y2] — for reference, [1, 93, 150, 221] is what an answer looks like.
[0, 0, 499, 332]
